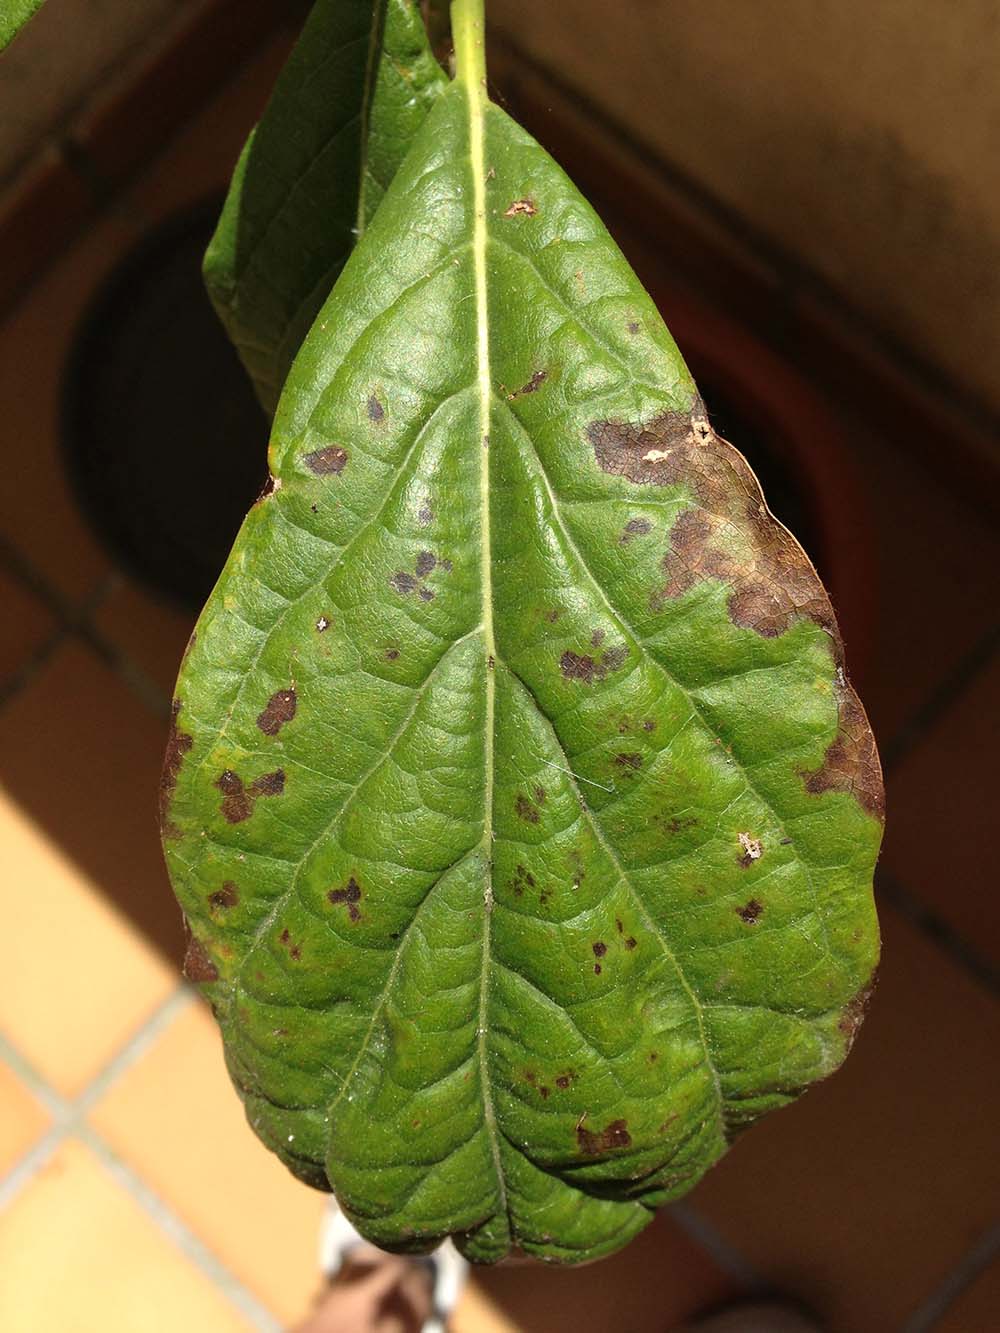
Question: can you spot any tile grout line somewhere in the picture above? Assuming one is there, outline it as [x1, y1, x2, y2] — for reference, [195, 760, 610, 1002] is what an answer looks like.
[79, 1125, 281, 1333]
[0, 985, 279, 1331]
[668, 1199, 768, 1291]
[881, 621, 1000, 776]
[0, 535, 174, 720]
[901, 1219, 1000, 1332]
[877, 867, 1000, 997]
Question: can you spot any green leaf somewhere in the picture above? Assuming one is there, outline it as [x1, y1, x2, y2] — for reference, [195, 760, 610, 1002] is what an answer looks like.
[204, 0, 448, 416]
[0, 0, 46, 51]
[164, 1, 881, 1265]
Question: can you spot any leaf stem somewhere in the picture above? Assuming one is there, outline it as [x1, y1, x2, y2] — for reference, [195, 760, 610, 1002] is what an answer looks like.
[451, 0, 487, 91]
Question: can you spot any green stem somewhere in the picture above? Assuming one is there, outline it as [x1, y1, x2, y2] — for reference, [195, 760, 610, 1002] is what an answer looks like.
[451, 0, 487, 91]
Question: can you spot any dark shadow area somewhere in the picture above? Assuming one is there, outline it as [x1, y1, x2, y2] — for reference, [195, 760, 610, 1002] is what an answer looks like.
[61, 200, 268, 611]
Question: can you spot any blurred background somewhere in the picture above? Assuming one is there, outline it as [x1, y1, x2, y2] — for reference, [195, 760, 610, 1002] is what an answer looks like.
[0, 1, 998, 1330]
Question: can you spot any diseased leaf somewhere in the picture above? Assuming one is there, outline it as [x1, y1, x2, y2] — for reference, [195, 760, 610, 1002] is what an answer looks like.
[164, 4, 882, 1266]
[0, 0, 46, 52]
[204, 0, 447, 415]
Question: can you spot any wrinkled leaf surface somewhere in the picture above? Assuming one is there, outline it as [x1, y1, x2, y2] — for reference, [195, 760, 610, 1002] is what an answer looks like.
[164, 48, 882, 1265]
[204, 0, 447, 415]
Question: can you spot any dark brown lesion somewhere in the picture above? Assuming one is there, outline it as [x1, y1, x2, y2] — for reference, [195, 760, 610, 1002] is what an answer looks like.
[256, 688, 297, 736]
[160, 700, 193, 839]
[576, 1117, 632, 1155]
[304, 445, 349, 475]
[208, 882, 239, 910]
[214, 768, 285, 823]
[367, 395, 385, 422]
[590, 401, 884, 820]
[182, 932, 219, 983]
[802, 688, 885, 819]
[328, 876, 363, 923]
[503, 198, 537, 217]
[590, 400, 839, 643]
[514, 793, 541, 824]
[838, 968, 878, 1046]
[736, 899, 764, 924]
[507, 369, 547, 399]
[559, 644, 628, 685]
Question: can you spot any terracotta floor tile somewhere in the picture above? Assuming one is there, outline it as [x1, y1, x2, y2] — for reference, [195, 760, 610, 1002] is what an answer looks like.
[94, 578, 195, 700]
[0, 1137, 253, 1332]
[90, 1000, 327, 1325]
[930, 1253, 1000, 1332]
[687, 906, 1000, 1332]
[0, 1060, 49, 1176]
[0, 641, 186, 963]
[0, 784, 175, 1097]
[0, 213, 141, 604]
[0, 567, 56, 687]
[471, 1212, 733, 1333]
[881, 652, 1000, 964]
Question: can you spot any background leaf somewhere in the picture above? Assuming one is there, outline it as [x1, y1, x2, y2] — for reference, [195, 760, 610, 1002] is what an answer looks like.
[0, 0, 46, 52]
[164, 31, 882, 1266]
[204, 0, 447, 416]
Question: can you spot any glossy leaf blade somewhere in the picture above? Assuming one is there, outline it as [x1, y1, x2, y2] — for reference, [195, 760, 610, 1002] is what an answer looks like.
[164, 65, 882, 1265]
[203, 0, 447, 415]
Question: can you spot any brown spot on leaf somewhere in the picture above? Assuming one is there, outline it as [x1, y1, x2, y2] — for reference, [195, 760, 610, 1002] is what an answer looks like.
[555, 1074, 572, 1090]
[614, 752, 642, 773]
[544, 608, 561, 623]
[642, 719, 656, 732]
[590, 402, 842, 645]
[559, 644, 628, 685]
[838, 970, 878, 1046]
[802, 689, 885, 818]
[417, 586, 435, 602]
[367, 395, 384, 422]
[415, 550, 437, 577]
[515, 793, 540, 824]
[660, 814, 698, 835]
[418, 504, 433, 525]
[215, 768, 284, 822]
[160, 700, 192, 838]
[252, 770, 285, 797]
[385, 647, 400, 661]
[590, 628, 606, 648]
[624, 936, 637, 950]
[183, 934, 218, 983]
[592, 941, 607, 958]
[576, 1118, 632, 1156]
[304, 445, 349, 475]
[390, 571, 419, 595]
[504, 197, 537, 217]
[257, 688, 297, 736]
[316, 616, 331, 632]
[593, 963, 602, 975]
[533, 786, 547, 805]
[737, 899, 764, 924]
[539, 1085, 551, 1099]
[328, 876, 363, 923]
[620, 517, 652, 543]
[209, 882, 239, 910]
[627, 321, 640, 335]
[508, 369, 547, 398]
[511, 864, 536, 898]
[215, 770, 251, 824]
